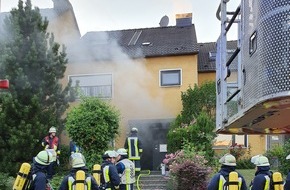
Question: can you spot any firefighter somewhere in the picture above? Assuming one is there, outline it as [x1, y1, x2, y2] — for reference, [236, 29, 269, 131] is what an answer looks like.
[284, 154, 290, 189]
[41, 126, 60, 179]
[30, 150, 53, 190]
[124, 127, 143, 177]
[207, 153, 247, 190]
[100, 150, 121, 190]
[69, 140, 82, 154]
[116, 148, 135, 190]
[249, 155, 271, 190]
[58, 153, 100, 190]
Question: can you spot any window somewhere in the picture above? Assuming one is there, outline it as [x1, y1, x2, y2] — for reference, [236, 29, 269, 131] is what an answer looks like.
[213, 134, 248, 148]
[160, 69, 181, 87]
[69, 74, 112, 99]
[249, 31, 257, 56]
[209, 51, 217, 61]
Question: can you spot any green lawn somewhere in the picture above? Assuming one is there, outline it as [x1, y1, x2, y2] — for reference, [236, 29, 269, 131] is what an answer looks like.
[236, 169, 255, 186]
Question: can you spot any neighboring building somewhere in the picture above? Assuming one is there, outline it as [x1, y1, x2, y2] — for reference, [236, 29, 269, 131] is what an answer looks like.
[0, 0, 80, 57]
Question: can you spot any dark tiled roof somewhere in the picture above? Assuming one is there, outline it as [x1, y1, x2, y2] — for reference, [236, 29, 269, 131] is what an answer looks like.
[198, 40, 238, 72]
[80, 25, 199, 60]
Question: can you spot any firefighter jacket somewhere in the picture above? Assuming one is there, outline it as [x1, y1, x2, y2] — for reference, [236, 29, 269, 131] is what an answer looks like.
[30, 158, 49, 190]
[58, 167, 99, 190]
[100, 160, 120, 190]
[116, 157, 135, 184]
[249, 166, 272, 190]
[285, 171, 290, 190]
[207, 165, 247, 190]
[42, 135, 59, 151]
[124, 133, 143, 161]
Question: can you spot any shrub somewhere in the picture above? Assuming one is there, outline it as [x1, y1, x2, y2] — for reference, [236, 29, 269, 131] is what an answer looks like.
[66, 97, 120, 168]
[236, 157, 255, 169]
[0, 172, 14, 190]
[165, 144, 212, 190]
[229, 143, 246, 161]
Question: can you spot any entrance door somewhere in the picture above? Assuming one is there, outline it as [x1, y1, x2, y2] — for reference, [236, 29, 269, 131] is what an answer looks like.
[152, 123, 169, 170]
[128, 119, 172, 171]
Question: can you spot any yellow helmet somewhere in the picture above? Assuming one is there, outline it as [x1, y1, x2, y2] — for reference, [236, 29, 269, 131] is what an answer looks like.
[219, 153, 236, 166]
[70, 153, 86, 168]
[49, 127, 57, 133]
[35, 150, 53, 165]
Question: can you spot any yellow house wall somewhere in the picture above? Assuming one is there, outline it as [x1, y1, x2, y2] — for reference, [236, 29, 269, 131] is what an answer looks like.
[198, 72, 215, 85]
[62, 54, 198, 147]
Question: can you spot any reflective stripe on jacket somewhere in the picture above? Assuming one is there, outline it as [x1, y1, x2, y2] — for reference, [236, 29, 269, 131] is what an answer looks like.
[127, 137, 142, 160]
[249, 175, 271, 190]
[117, 159, 135, 184]
[102, 166, 111, 190]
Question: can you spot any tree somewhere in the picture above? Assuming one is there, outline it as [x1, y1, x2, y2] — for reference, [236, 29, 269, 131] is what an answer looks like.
[0, 0, 70, 174]
[181, 81, 216, 123]
[167, 112, 216, 161]
[65, 97, 120, 166]
[167, 81, 217, 162]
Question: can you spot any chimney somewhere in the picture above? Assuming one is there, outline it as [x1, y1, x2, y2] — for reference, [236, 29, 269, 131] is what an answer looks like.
[176, 13, 192, 27]
[52, 0, 72, 12]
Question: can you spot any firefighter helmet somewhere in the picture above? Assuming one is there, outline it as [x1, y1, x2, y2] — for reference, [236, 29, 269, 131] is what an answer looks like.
[131, 127, 138, 133]
[35, 150, 53, 165]
[117, 148, 127, 156]
[49, 127, 57, 133]
[251, 155, 269, 166]
[70, 153, 86, 168]
[219, 153, 236, 166]
[102, 150, 119, 159]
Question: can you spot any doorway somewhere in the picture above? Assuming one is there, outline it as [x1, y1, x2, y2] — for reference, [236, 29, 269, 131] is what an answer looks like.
[128, 118, 172, 171]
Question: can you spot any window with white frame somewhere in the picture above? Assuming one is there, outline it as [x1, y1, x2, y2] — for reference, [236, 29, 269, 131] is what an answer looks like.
[160, 69, 181, 87]
[213, 134, 248, 148]
[69, 74, 112, 99]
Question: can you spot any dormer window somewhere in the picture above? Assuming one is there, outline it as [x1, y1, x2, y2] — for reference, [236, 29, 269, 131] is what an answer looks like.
[209, 51, 217, 61]
[142, 42, 152, 46]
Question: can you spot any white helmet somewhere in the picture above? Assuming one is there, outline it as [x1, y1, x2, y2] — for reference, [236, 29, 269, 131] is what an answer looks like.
[219, 153, 236, 166]
[70, 153, 86, 168]
[251, 155, 270, 166]
[286, 154, 290, 160]
[117, 148, 127, 156]
[35, 150, 53, 165]
[103, 150, 119, 158]
[131, 127, 138, 133]
[49, 127, 57, 133]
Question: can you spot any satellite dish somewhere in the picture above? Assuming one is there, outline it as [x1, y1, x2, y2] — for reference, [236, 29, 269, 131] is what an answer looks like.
[159, 15, 169, 27]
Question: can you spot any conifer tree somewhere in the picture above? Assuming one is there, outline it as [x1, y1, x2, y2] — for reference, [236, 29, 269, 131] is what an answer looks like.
[0, 0, 70, 174]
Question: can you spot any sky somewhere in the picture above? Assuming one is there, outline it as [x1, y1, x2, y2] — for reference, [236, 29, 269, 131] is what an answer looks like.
[1, 0, 239, 43]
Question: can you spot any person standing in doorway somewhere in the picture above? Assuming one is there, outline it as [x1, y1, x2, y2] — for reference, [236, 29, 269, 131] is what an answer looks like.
[41, 126, 60, 180]
[124, 127, 143, 177]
